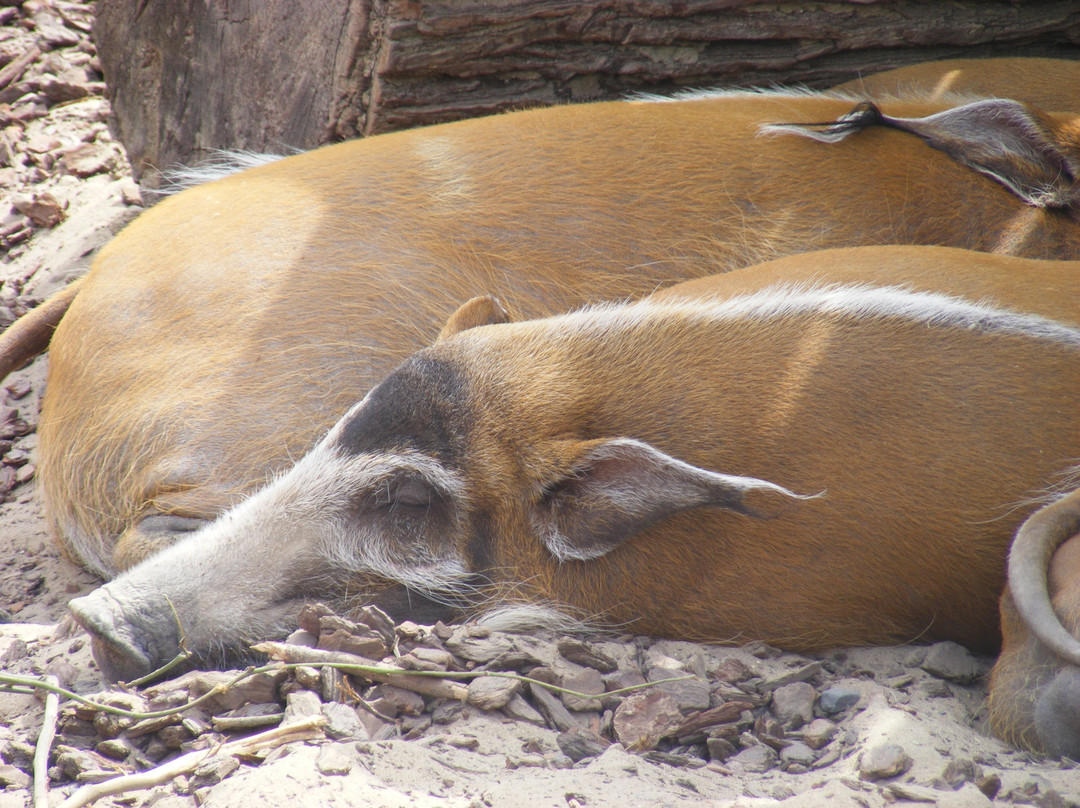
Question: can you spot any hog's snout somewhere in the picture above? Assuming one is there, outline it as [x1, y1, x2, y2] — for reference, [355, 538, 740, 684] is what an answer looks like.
[69, 585, 181, 683]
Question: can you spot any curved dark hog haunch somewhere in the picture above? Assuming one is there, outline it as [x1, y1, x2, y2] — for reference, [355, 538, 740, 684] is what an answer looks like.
[68, 245, 1080, 759]
[30, 86, 1080, 587]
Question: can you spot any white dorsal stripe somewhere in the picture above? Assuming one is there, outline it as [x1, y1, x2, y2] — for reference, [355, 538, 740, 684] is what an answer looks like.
[561, 283, 1080, 351]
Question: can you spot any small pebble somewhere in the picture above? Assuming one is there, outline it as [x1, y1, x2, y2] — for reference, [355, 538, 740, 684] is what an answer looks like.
[780, 741, 817, 768]
[802, 718, 838, 750]
[859, 743, 913, 781]
[921, 641, 984, 685]
[771, 682, 816, 729]
[467, 675, 520, 710]
[727, 745, 777, 773]
[557, 727, 611, 762]
[819, 685, 860, 715]
[315, 743, 355, 776]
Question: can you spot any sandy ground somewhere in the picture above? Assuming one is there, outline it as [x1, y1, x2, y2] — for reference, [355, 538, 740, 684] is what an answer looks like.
[1, 9, 1079, 807]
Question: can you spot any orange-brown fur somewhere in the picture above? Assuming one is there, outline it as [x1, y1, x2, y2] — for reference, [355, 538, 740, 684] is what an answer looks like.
[442, 250, 1078, 648]
[37, 93, 1080, 580]
[833, 57, 1080, 110]
[57, 246, 1080, 756]
[426, 247, 1079, 750]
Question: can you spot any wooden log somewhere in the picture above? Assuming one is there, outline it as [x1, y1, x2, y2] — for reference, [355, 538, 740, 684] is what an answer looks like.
[93, 0, 1080, 186]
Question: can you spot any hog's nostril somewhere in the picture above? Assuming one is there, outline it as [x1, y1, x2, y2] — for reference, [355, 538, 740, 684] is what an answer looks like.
[68, 592, 155, 683]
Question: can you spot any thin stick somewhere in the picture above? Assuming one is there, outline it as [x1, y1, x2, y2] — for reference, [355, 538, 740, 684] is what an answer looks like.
[54, 715, 325, 808]
[254, 641, 692, 700]
[1, 666, 258, 721]
[123, 649, 192, 688]
[253, 642, 470, 701]
[32, 675, 60, 808]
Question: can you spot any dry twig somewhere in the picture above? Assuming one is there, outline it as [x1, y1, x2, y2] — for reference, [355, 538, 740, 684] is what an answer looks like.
[54, 715, 325, 808]
[252, 641, 470, 700]
[32, 675, 59, 808]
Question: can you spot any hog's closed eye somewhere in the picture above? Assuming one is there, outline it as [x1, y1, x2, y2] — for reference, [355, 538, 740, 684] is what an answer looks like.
[370, 477, 435, 510]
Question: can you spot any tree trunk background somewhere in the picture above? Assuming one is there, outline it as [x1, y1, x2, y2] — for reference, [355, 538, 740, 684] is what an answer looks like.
[93, 0, 1080, 187]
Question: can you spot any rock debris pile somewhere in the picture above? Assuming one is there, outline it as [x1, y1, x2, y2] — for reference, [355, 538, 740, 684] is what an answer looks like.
[0, 0, 140, 512]
[4, 604, 1074, 807]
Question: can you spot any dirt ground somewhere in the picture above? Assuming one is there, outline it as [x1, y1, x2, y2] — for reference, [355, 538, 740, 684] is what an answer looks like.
[2, 4, 1079, 807]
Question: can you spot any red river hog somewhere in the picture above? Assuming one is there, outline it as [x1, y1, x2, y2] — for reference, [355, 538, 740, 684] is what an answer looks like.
[65, 245, 1080, 757]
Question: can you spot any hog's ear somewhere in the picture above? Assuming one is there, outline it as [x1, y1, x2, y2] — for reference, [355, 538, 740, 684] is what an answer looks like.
[766, 99, 1080, 210]
[535, 438, 817, 562]
[437, 296, 512, 342]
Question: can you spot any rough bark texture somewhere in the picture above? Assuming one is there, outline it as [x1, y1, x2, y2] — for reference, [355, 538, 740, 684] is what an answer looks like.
[93, 0, 1080, 186]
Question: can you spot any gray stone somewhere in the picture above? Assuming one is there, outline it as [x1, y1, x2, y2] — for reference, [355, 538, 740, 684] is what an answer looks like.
[728, 744, 777, 773]
[320, 666, 347, 703]
[654, 676, 711, 712]
[467, 675, 520, 710]
[0, 739, 34, 770]
[297, 602, 333, 634]
[556, 727, 611, 762]
[445, 627, 516, 663]
[55, 746, 124, 781]
[759, 662, 823, 692]
[859, 743, 913, 781]
[920, 677, 953, 698]
[938, 783, 995, 808]
[321, 702, 366, 741]
[446, 735, 479, 750]
[399, 646, 453, 672]
[191, 753, 239, 786]
[550, 753, 574, 769]
[506, 754, 546, 769]
[431, 698, 466, 725]
[561, 666, 605, 712]
[96, 737, 138, 761]
[282, 690, 323, 725]
[819, 685, 861, 715]
[812, 746, 842, 770]
[557, 638, 618, 673]
[603, 668, 648, 699]
[354, 604, 397, 647]
[802, 718, 838, 750]
[315, 743, 354, 775]
[502, 693, 547, 727]
[0, 637, 26, 666]
[771, 682, 816, 729]
[158, 724, 193, 749]
[975, 773, 1001, 800]
[285, 629, 318, 648]
[921, 641, 984, 685]
[885, 782, 943, 803]
[59, 142, 117, 177]
[935, 757, 984, 790]
[780, 741, 817, 768]
[187, 669, 288, 712]
[530, 682, 583, 732]
[369, 684, 425, 717]
[317, 627, 387, 659]
[706, 735, 738, 762]
[0, 763, 29, 789]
